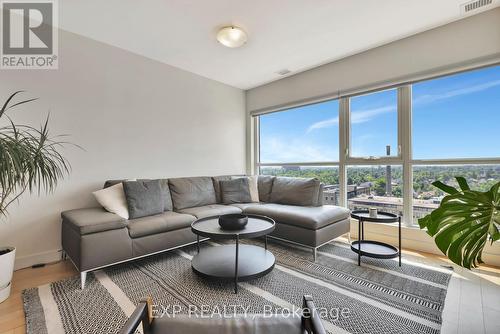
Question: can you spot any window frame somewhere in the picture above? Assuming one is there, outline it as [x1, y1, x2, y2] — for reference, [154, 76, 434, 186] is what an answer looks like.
[346, 88, 402, 162]
[254, 65, 500, 226]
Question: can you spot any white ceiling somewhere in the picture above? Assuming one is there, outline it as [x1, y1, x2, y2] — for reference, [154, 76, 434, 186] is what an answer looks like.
[59, 0, 500, 90]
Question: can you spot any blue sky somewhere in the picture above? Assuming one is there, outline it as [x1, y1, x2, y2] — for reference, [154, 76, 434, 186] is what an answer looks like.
[259, 65, 500, 163]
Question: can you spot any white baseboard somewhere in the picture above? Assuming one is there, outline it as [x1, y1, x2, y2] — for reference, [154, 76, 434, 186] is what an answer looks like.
[14, 249, 62, 271]
[349, 220, 500, 267]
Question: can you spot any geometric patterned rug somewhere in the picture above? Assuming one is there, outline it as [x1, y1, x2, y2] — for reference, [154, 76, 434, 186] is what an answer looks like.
[22, 239, 452, 334]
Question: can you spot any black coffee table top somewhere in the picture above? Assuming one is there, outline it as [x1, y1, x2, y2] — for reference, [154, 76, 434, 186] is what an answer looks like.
[191, 214, 275, 240]
[350, 210, 399, 223]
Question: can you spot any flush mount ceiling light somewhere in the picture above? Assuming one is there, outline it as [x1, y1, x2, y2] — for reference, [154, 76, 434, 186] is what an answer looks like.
[216, 26, 247, 48]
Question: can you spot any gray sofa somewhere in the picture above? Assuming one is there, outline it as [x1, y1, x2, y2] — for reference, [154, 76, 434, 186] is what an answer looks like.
[61, 175, 350, 289]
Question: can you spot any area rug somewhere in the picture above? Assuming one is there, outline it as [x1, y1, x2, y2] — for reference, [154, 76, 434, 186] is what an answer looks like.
[23, 240, 452, 334]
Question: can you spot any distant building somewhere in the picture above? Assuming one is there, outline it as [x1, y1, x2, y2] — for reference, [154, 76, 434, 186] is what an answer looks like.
[322, 184, 371, 205]
[283, 166, 300, 171]
[321, 182, 438, 222]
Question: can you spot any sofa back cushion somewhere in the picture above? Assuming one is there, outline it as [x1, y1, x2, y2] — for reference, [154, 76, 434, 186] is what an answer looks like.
[257, 175, 275, 202]
[123, 180, 164, 219]
[269, 177, 321, 206]
[212, 175, 233, 203]
[220, 178, 252, 204]
[169, 176, 217, 210]
[231, 176, 259, 202]
[104, 179, 173, 211]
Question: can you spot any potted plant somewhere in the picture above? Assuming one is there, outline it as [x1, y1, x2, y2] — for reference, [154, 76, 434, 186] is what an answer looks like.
[0, 91, 72, 303]
[418, 177, 499, 269]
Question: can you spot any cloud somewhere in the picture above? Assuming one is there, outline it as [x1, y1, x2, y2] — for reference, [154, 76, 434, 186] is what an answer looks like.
[413, 79, 500, 104]
[306, 117, 339, 132]
[305, 79, 500, 133]
[260, 137, 337, 162]
[307, 105, 395, 132]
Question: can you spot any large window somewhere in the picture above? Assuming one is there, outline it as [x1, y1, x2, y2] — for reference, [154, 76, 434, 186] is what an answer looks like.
[259, 100, 339, 163]
[255, 65, 500, 226]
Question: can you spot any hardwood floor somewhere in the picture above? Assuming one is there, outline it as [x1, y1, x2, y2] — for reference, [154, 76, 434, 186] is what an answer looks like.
[0, 246, 499, 334]
[0, 261, 76, 334]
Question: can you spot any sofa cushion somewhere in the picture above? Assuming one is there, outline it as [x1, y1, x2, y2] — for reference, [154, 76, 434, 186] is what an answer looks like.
[169, 177, 217, 210]
[62, 207, 127, 235]
[123, 180, 164, 219]
[104, 179, 173, 211]
[159, 179, 174, 211]
[220, 178, 252, 204]
[258, 175, 275, 202]
[269, 177, 320, 206]
[93, 183, 130, 219]
[127, 211, 196, 238]
[232, 176, 259, 202]
[212, 175, 233, 203]
[178, 204, 242, 219]
[241, 203, 350, 230]
[230, 202, 263, 211]
[317, 183, 324, 206]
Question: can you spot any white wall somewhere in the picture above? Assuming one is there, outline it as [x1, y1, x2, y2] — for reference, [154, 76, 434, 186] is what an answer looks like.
[0, 29, 246, 269]
[246, 7, 500, 113]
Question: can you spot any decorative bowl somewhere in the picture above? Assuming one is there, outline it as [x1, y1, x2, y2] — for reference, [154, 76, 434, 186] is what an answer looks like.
[218, 214, 248, 230]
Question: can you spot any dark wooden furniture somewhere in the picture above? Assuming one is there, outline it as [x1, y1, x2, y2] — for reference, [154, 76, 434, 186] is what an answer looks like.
[119, 295, 327, 334]
[191, 214, 275, 293]
[350, 210, 402, 266]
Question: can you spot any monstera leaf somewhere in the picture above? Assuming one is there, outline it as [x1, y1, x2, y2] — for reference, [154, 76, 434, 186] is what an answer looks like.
[418, 177, 500, 269]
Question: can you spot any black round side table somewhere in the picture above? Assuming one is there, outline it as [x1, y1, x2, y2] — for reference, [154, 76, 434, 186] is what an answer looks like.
[350, 210, 401, 267]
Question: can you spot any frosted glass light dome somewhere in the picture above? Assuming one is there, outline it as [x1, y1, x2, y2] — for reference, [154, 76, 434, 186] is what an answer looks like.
[216, 26, 247, 48]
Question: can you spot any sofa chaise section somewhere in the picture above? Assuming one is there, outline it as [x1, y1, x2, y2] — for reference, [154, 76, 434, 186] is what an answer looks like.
[232, 176, 350, 260]
[236, 203, 350, 260]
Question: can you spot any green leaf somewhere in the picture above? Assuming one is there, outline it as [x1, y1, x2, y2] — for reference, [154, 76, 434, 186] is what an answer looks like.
[432, 181, 459, 195]
[456, 177, 470, 191]
[418, 178, 500, 269]
[0, 92, 76, 217]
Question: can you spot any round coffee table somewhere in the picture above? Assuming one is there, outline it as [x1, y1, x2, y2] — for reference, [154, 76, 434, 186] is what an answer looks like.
[191, 214, 275, 294]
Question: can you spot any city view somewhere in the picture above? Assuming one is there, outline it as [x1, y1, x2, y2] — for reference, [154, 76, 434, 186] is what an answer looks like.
[260, 165, 500, 223]
[258, 65, 500, 224]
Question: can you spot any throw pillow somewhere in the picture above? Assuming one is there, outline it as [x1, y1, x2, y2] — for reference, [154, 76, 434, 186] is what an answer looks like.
[93, 183, 130, 219]
[123, 180, 164, 219]
[220, 178, 252, 204]
[269, 177, 320, 206]
[231, 175, 259, 202]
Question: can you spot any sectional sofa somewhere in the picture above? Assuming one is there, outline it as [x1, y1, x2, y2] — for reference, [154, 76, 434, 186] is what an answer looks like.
[61, 175, 350, 288]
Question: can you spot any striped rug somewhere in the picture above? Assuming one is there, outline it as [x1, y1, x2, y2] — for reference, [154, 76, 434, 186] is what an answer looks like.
[22, 240, 452, 334]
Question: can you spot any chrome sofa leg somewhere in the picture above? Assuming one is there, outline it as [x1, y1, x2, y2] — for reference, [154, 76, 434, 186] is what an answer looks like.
[81, 272, 87, 289]
[347, 232, 352, 244]
[313, 248, 317, 262]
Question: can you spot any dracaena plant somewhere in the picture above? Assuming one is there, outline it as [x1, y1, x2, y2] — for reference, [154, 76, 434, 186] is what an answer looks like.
[418, 177, 500, 269]
[0, 91, 72, 218]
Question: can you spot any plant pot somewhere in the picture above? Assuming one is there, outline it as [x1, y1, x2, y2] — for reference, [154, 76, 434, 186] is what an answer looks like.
[0, 247, 15, 303]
